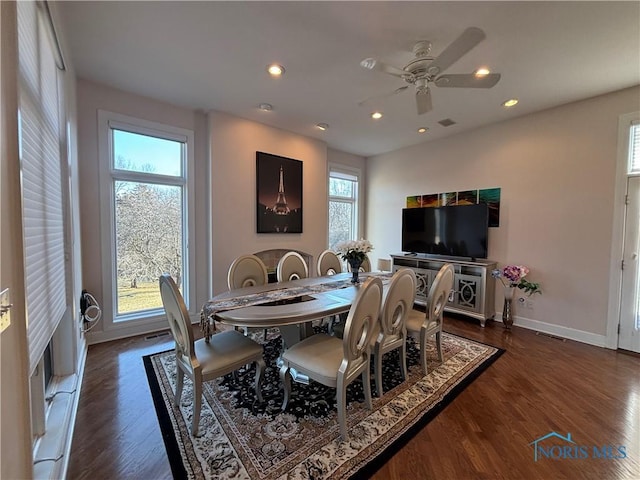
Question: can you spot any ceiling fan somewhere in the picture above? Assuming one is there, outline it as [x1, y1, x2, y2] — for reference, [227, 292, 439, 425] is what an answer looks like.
[359, 27, 501, 115]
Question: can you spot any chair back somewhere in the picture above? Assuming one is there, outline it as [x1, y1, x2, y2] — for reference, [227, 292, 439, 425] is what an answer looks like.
[277, 251, 309, 282]
[316, 249, 343, 276]
[427, 263, 455, 322]
[159, 274, 195, 369]
[227, 254, 269, 289]
[347, 254, 371, 273]
[378, 268, 416, 344]
[341, 277, 383, 372]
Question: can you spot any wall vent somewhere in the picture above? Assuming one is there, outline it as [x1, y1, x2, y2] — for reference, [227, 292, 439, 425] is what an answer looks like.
[438, 118, 456, 127]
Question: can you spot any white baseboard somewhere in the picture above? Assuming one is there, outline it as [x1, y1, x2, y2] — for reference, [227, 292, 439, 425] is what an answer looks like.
[86, 319, 169, 345]
[496, 313, 609, 348]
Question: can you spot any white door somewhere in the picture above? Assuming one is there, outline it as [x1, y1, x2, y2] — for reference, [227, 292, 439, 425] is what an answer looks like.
[619, 175, 640, 352]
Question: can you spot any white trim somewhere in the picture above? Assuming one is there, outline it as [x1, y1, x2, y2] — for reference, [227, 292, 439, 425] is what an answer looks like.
[606, 111, 640, 349]
[494, 312, 608, 348]
[97, 110, 196, 332]
[328, 162, 363, 243]
[86, 313, 199, 345]
[32, 338, 87, 480]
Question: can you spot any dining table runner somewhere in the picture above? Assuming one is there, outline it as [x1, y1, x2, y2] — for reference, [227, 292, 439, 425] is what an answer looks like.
[200, 273, 392, 341]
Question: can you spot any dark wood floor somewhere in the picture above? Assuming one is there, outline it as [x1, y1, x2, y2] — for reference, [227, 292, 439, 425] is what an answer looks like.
[68, 317, 640, 480]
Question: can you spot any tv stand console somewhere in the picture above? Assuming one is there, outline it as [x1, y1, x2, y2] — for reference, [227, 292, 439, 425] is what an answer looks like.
[391, 253, 496, 327]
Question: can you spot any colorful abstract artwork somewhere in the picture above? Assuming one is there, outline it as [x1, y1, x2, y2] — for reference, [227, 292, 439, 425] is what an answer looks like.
[421, 194, 440, 207]
[406, 187, 501, 227]
[479, 187, 501, 227]
[456, 190, 478, 205]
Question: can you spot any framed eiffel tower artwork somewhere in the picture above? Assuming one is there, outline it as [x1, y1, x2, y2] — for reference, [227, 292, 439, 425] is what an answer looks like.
[256, 152, 303, 233]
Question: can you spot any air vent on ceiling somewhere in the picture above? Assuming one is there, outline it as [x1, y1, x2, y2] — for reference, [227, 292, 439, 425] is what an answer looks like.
[438, 118, 456, 127]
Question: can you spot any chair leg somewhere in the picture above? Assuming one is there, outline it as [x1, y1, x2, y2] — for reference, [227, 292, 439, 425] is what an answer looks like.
[374, 346, 384, 398]
[336, 374, 348, 441]
[175, 366, 185, 406]
[435, 330, 443, 362]
[419, 329, 429, 375]
[254, 358, 265, 403]
[362, 365, 373, 410]
[191, 374, 202, 436]
[399, 340, 407, 381]
[279, 365, 292, 410]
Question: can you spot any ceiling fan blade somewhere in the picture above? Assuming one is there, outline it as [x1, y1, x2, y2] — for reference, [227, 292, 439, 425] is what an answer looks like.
[358, 86, 409, 106]
[416, 88, 432, 115]
[434, 73, 501, 88]
[360, 57, 409, 78]
[426, 27, 486, 76]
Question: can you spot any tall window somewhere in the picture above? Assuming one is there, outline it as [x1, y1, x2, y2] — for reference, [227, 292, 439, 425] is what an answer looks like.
[99, 112, 194, 326]
[328, 167, 359, 248]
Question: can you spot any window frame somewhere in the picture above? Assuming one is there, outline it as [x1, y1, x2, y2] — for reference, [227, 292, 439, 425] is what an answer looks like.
[328, 164, 363, 248]
[97, 110, 195, 333]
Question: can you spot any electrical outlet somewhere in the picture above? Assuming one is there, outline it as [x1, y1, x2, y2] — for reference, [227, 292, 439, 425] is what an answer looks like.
[526, 300, 534, 309]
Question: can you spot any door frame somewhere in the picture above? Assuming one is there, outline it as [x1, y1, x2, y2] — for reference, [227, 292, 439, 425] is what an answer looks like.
[606, 111, 640, 349]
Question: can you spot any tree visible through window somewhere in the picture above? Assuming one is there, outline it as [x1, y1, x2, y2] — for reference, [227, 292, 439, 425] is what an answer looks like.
[111, 128, 187, 316]
[329, 169, 359, 249]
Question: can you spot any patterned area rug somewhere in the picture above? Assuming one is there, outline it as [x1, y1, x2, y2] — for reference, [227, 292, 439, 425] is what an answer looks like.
[144, 331, 503, 479]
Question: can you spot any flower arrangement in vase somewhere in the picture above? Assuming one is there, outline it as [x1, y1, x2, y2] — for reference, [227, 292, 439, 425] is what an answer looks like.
[491, 265, 542, 329]
[334, 239, 373, 283]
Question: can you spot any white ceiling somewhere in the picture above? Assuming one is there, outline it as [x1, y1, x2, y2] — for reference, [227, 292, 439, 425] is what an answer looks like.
[57, 1, 640, 157]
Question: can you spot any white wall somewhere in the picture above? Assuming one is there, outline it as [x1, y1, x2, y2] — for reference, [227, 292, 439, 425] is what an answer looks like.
[1, 3, 32, 478]
[367, 86, 640, 343]
[209, 111, 330, 295]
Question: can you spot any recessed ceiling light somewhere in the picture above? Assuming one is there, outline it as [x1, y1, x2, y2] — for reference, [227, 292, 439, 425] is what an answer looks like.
[417, 127, 428, 133]
[258, 103, 273, 111]
[474, 68, 490, 77]
[316, 123, 329, 131]
[267, 64, 285, 76]
[371, 112, 383, 120]
[502, 98, 519, 107]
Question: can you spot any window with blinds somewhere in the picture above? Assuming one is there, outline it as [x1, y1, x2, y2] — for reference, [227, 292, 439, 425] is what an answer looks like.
[17, 1, 68, 375]
[628, 122, 640, 174]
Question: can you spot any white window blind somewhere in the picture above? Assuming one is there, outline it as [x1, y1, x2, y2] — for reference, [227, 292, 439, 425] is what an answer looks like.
[629, 121, 640, 174]
[17, 1, 67, 375]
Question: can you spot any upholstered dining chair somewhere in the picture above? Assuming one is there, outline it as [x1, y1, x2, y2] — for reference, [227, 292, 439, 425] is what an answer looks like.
[277, 251, 309, 282]
[405, 263, 455, 375]
[316, 249, 343, 276]
[227, 254, 269, 289]
[372, 268, 416, 397]
[159, 274, 266, 436]
[280, 276, 382, 441]
[227, 254, 269, 339]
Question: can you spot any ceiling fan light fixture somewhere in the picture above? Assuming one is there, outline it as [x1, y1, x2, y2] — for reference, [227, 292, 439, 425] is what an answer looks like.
[316, 123, 329, 131]
[258, 103, 273, 111]
[502, 98, 519, 107]
[417, 127, 428, 133]
[474, 67, 490, 77]
[371, 112, 383, 120]
[267, 64, 285, 76]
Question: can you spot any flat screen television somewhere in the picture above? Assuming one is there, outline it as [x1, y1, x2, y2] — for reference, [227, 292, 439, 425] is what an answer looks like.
[402, 204, 489, 260]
